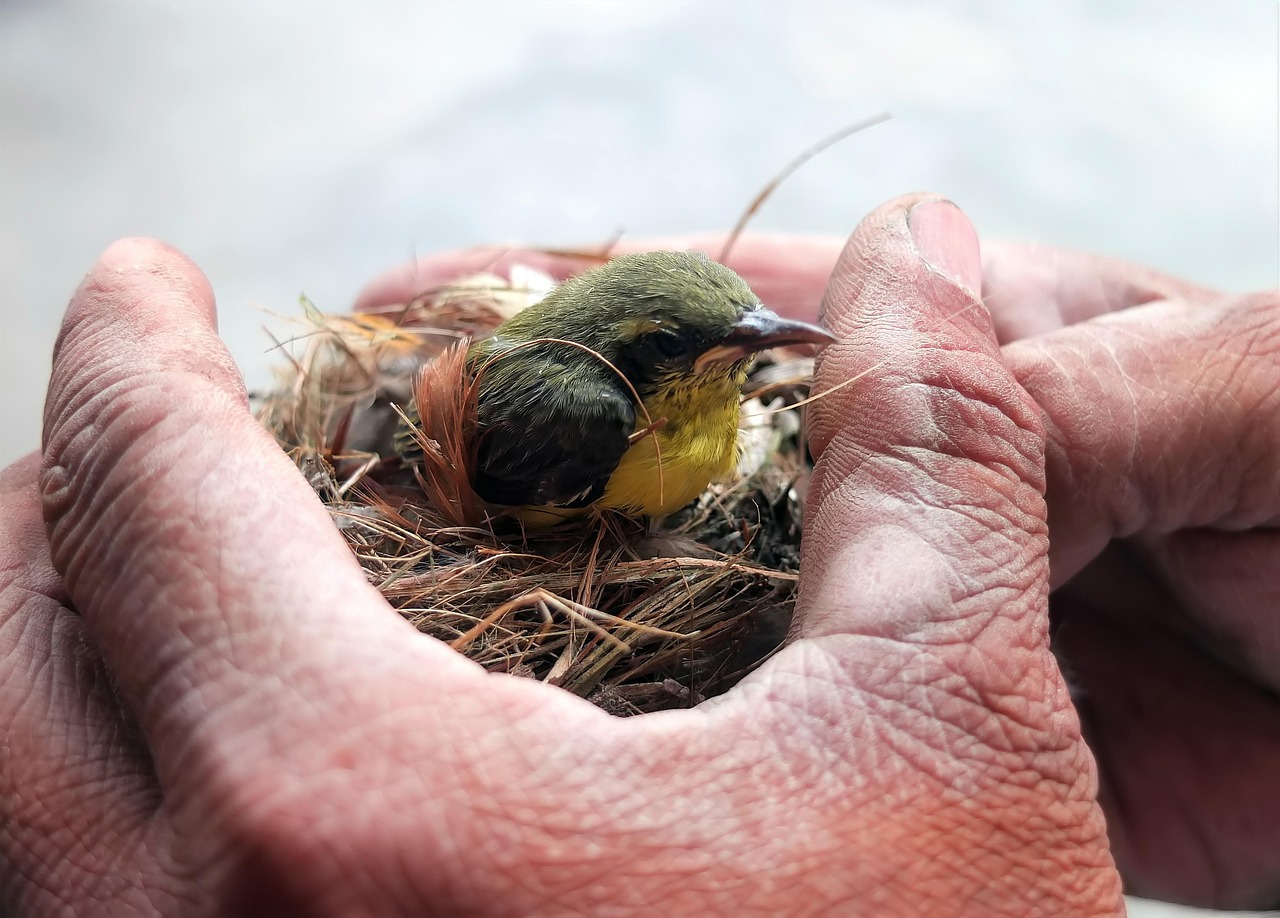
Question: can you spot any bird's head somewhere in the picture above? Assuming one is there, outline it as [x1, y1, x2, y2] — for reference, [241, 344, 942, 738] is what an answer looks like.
[492, 251, 836, 398]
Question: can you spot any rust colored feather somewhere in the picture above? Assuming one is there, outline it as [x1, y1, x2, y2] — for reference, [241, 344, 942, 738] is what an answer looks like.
[405, 343, 485, 528]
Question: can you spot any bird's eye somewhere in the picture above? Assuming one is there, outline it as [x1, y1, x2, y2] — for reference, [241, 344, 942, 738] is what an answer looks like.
[652, 330, 687, 359]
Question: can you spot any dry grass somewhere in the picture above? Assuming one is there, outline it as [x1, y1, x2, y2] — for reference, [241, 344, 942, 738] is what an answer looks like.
[256, 269, 816, 715]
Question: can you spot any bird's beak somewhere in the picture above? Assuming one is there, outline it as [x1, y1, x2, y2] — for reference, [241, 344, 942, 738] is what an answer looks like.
[694, 306, 838, 372]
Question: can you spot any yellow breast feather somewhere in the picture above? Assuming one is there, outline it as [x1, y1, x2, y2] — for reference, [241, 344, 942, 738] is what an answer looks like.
[599, 369, 744, 518]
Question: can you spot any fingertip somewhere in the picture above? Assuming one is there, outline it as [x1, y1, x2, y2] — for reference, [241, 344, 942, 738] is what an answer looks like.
[353, 245, 595, 313]
[351, 248, 486, 313]
[353, 235, 849, 320]
[81, 237, 218, 331]
[49, 239, 239, 451]
[906, 198, 982, 298]
[98, 236, 198, 270]
[808, 194, 1005, 464]
[818, 193, 986, 334]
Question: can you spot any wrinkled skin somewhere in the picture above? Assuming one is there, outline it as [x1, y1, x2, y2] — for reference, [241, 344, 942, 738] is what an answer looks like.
[0, 193, 1275, 915]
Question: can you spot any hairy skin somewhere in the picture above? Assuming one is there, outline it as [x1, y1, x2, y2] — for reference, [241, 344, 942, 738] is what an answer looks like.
[0, 193, 1272, 914]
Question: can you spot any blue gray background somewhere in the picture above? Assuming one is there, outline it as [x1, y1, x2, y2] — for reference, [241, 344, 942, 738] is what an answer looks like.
[2, 1, 1277, 467]
[2, 3, 1279, 913]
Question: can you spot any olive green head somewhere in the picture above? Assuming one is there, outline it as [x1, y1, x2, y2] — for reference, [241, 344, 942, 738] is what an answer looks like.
[471, 250, 834, 397]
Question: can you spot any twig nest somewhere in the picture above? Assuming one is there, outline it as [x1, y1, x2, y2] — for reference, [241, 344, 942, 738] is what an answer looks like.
[257, 265, 818, 715]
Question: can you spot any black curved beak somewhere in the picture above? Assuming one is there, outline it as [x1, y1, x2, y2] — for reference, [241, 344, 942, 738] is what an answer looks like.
[695, 306, 837, 372]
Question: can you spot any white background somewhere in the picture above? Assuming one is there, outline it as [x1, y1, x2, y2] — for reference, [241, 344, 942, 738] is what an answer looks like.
[1, 3, 1278, 913]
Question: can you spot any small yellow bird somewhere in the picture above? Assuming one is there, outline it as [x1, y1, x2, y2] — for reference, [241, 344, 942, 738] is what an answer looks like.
[462, 251, 835, 520]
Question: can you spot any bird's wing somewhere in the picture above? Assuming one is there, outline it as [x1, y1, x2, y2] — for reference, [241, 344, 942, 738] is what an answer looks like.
[471, 358, 636, 508]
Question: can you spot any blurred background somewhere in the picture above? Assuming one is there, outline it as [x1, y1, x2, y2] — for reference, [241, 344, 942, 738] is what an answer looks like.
[1, 2, 1278, 913]
[2, 1, 1277, 469]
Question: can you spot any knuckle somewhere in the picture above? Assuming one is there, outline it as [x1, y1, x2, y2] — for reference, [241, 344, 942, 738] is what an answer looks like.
[41, 356, 233, 584]
[810, 345, 1046, 511]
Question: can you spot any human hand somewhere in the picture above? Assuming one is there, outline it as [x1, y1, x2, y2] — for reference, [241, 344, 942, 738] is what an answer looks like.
[361, 197, 1280, 910]
[993, 252, 1280, 909]
[0, 195, 1193, 915]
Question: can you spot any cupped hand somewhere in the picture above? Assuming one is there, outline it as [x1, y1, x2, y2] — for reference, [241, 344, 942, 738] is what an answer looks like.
[999, 270, 1280, 909]
[2, 193, 1224, 915]
[360, 206, 1280, 909]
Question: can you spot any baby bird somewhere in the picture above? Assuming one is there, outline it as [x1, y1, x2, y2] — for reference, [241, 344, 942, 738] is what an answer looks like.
[462, 250, 835, 520]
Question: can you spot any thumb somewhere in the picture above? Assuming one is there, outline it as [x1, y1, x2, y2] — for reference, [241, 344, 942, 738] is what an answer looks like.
[798, 195, 1050, 658]
[38, 240, 466, 804]
[756, 195, 1119, 910]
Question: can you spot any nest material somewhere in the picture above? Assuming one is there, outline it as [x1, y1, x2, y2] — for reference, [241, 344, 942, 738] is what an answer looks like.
[256, 268, 816, 715]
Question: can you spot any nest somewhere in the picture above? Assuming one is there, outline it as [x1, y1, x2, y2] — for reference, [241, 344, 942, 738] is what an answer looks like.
[256, 266, 817, 715]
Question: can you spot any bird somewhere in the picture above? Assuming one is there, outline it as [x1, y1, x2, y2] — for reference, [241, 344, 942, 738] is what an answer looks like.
[449, 250, 836, 522]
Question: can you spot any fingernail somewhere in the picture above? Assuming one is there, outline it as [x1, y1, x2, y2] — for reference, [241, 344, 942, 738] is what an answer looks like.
[907, 199, 981, 296]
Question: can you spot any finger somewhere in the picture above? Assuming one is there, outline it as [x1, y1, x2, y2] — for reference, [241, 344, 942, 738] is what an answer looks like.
[39, 239, 480, 797]
[353, 234, 847, 322]
[982, 242, 1223, 342]
[797, 195, 1050, 652]
[726, 194, 1118, 905]
[1002, 290, 1280, 586]
[357, 235, 1224, 344]
[0, 454, 170, 911]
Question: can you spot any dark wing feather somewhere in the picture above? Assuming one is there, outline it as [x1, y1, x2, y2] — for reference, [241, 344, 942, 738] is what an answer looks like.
[471, 356, 635, 508]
